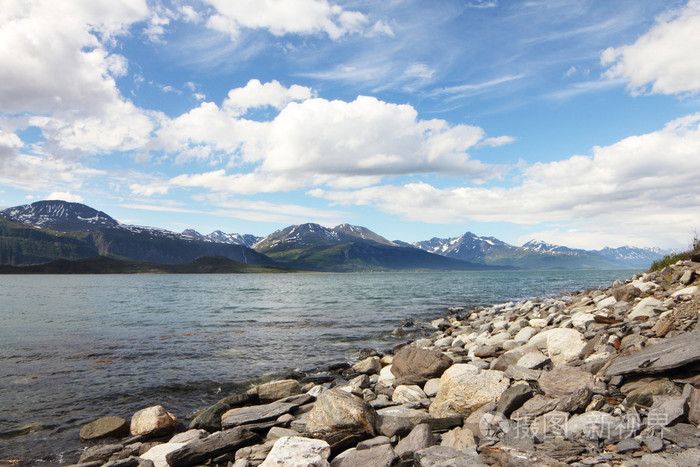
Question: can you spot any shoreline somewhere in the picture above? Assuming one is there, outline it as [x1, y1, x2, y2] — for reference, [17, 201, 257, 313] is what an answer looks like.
[5, 264, 700, 466]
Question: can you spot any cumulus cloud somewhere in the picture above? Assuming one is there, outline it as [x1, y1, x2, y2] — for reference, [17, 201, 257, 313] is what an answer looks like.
[146, 80, 510, 193]
[602, 0, 700, 95]
[202, 0, 388, 40]
[310, 113, 700, 248]
[47, 191, 84, 203]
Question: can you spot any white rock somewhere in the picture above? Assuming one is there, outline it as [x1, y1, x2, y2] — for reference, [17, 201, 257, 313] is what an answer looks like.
[352, 357, 381, 375]
[434, 336, 454, 347]
[140, 443, 186, 467]
[429, 367, 508, 418]
[513, 326, 537, 343]
[392, 385, 428, 404]
[671, 286, 699, 299]
[516, 350, 550, 369]
[424, 378, 441, 397]
[260, 436, 330, 467]
[529, 318, 548, 328]
[570, 311, 595, 329]
[630, 279, 659, 294]
[378, 365, 397, 386]
[596, 296, 617, 310]
[531, 328, 586, 366]
[629, 297, 663, 320]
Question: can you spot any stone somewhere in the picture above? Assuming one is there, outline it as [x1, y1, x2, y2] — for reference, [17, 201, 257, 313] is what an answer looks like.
[642, 435, 664, 452]
[556, 386, 593, 413]
[130, 406, 179, 438]
[571, 311, 596, 329]
[330, 444, 397, 467]
[80, 416, 129, 441]
[492, 349, 524, 371]
[423, 378, 440, 397]
[392, 385, 427, 404]
[607, 330, 700, 376]
[611, 285, 642, 303]
[79, 444, 125, 463]
[375, 406, 430, 437]
[439, 426, 475, 450]
[169, 429, 207, 444]
[378, 365, 396, 386]
[390, 347, 453, 380]
[596, 296, 617, 310]
[689, 386, 700, 426]
[165, 427, 261, 467]
[530, 411, 569, 441]
[539, 366, 594, 399]
[189, 401, 230, 432]
[662, 423, 700, 449]
[513, 326, 537, 343]
[259, 436, 330, 467]
[565, 411, 638, 442]
[305, 388, 378, 436]
[234, 441, 274, 465]
[221, 400, 301, 429]
[629, 297, 664, 320]
[414, 445, 487, 467]
[256, 379, 301, 402]
[616, 437, 642, 453]
[623, 379, 681, 407]
[140, 443, 187, 467]
[638, 454, 676, 467]
[496, 382, 534, 417]
[504, 365, 541, 381]
[353, 356, 382, 375]
[480, 446, 567, 467]
[648, 395, 689, 426]
[101, 457, 144, 467]
[355, 436, 391, 450]
[429, 367, 509, 418]
[533, 328, 586, 366]
[395, 424, 436, 459]
[671, 285, 699, 299]
[511, 395, 559, 421]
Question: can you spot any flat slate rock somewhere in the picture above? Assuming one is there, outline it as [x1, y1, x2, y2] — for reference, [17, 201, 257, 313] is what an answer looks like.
[221, 401, 300, 429]
[606, 330, 700, 376]
[165, 427, 260, 467]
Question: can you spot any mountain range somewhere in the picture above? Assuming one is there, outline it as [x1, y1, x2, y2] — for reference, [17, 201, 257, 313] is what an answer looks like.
[0, 200, 668, 271]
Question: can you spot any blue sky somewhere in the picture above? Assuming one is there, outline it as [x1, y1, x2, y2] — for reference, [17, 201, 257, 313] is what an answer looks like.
[1, 0, 700, 249]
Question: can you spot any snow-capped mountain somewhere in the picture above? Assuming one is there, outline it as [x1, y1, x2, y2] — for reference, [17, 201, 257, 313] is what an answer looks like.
[593, 246, 670, 263]
[0, 200, 119, 231]
[253, 223, 396, 252]
[521, 239, 583, 255]
[410, 232, 518, 264]
[181, 229, 261, 248]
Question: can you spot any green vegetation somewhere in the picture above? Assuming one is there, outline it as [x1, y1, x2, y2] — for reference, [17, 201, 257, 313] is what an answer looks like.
[649, 235, 700, 272]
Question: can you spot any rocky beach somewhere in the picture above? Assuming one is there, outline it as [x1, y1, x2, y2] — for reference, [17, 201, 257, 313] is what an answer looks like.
[10, 258, 700, 467]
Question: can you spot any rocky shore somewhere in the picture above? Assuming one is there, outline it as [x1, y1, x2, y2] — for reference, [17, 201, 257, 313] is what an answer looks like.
[52, 259, 700, 466]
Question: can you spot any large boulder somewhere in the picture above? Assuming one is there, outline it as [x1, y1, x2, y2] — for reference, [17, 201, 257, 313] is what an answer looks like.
[629, 297, 663, 320]
[305, 388, 378, 436]
[429, 365, 509, 418]
[255, 379, 301, 402]
[538, 366, 595, 399]
[260, 436, 331, 467]
[80, 416, 129, 441]
[130, 405, 179, 438]
[530, 329, 586, 366]
[391, 347, 453, 379]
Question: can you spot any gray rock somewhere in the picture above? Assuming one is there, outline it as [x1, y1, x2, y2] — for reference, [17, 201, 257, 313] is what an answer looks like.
[615, 437, 641, 453]
[538, 366, 594, 399]
[480, 445, 567, 466]
[565, 411, 639, 442]
[648, 395, 689, 427]
[496, 382, 534, 417]
[234, 440, 274, 465]
[222, 400, 300, 429]
[267, 426, 301, 441]
[330, 444, 397, 467]
[530, 411, 569, 441]
[391, 347, 453, 380]
[395, 424, 436, 459]
[376, 406, 430, 437]
[623, 379, 681, 408]
[492, 349, 524, 371]
[504, 365, 541, 381]
[555, 386, 593, 413]
[190, 401, 230, 432]
[305, 388, 378, 436]
[165, 427, 261, 467]
[80, 416, 130, 441]
[355, 435, 391, 450]
[516, 350, 551, 369]
[606, 330, 700, 376]
[423, 378, 440, 397]
[688, 385, 700, 426]
[662, 423, 700, 449]
[642, 435, 664, 452]
[255, 379, 302, 402]
[79, 444, 125, 463]
[629, 297, 664, 319]
[414, 445, 487, 467]
[510, 395, 559, 421]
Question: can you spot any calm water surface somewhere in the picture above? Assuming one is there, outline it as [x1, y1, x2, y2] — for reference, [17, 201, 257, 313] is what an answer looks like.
[0, 270, 637, 464]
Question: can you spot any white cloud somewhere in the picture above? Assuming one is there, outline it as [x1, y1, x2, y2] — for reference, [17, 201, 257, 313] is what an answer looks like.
[404, 63, 435, 80]
[202, 0, 385, 40]
[223, 79, 313, 116]
[310, 113, 700, 248]
[47, 191, 84, 203]
[602, 0, 700, 95]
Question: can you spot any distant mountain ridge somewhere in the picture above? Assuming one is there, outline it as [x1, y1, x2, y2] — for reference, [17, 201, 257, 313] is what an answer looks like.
[0, 200, 668, 270]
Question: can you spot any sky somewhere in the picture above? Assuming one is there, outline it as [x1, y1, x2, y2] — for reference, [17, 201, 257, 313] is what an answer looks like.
[1, 0, 700, 250]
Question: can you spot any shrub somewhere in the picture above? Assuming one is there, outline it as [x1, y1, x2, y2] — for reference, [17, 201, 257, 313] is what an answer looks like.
[649, 234, 700, 272]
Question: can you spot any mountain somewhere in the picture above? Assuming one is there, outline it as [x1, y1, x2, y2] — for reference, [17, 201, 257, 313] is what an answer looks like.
[182, 229, 261, 248]
[0, 201, 273, 266]
[410, 232, 666, 269]
[253, 223, 494, 272]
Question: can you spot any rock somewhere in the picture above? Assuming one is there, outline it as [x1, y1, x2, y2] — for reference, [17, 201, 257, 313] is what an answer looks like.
[130, 406, 179, 438]
[530, 411, 569, 441]
[511, 395, 559, 421]
[504, 365, 541, 381]
[629, 297, 664, 320]
[375, 406, 430, 437]
[440, 426, 475, 450]
[429, 366, 509, 418]
[414, 445, 487, 467]
[623, 378, 681, 407]
[606, 330, 700, 376]
[221, 399, 302, 429]
[305, 388, 378, 436]
[395, 424, 436, 459]
[532, 328, 586, 366]
[538, 366, 594, 399]
[165, 427, 260, 467]
[492, 349, 524, 371]
[612, 285, 642, 303]
[571, 311, 596, 329]
[102, 457, 145, 467]
[555, 386, 592, 413]
[565, 411, 638, 442]
[189, 401, 230, 432]
[392, 385, 427, 404]
[480, 446, 567, 467]
[79, 444, 125, 463]
[642, 435, 664, 452]
[496, 382, 534, 417]
[259, 436, 331, 467]
[423, 378, 440, 397]
[355, 436, 391, 450]
[390, 347, 453, 380]
[80, 416, 130, 441]
[596, 296, 617, 309]
[169, 429, 207, 444]
[671, 285, 699, 299]
[234, 441, 274, 465]
[256, 379, 301, 402]
[689, 386, 700, 426]
[513, 326, 537, 343]
[616, 437, 642, 453]
[662, 423, 700, 449]
[648, 395, 689, 426]
[140, 443, 187, 467]
[353, 356, 382, 375]
[378, 365, 396, 386]
[330, 444, 397, 467]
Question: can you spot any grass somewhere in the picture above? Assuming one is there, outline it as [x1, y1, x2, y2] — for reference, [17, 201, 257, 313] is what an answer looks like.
[649, 235, 700, 272]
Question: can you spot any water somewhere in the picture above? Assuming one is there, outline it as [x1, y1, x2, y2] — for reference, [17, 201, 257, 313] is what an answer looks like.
[0, 269, 637, 464]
